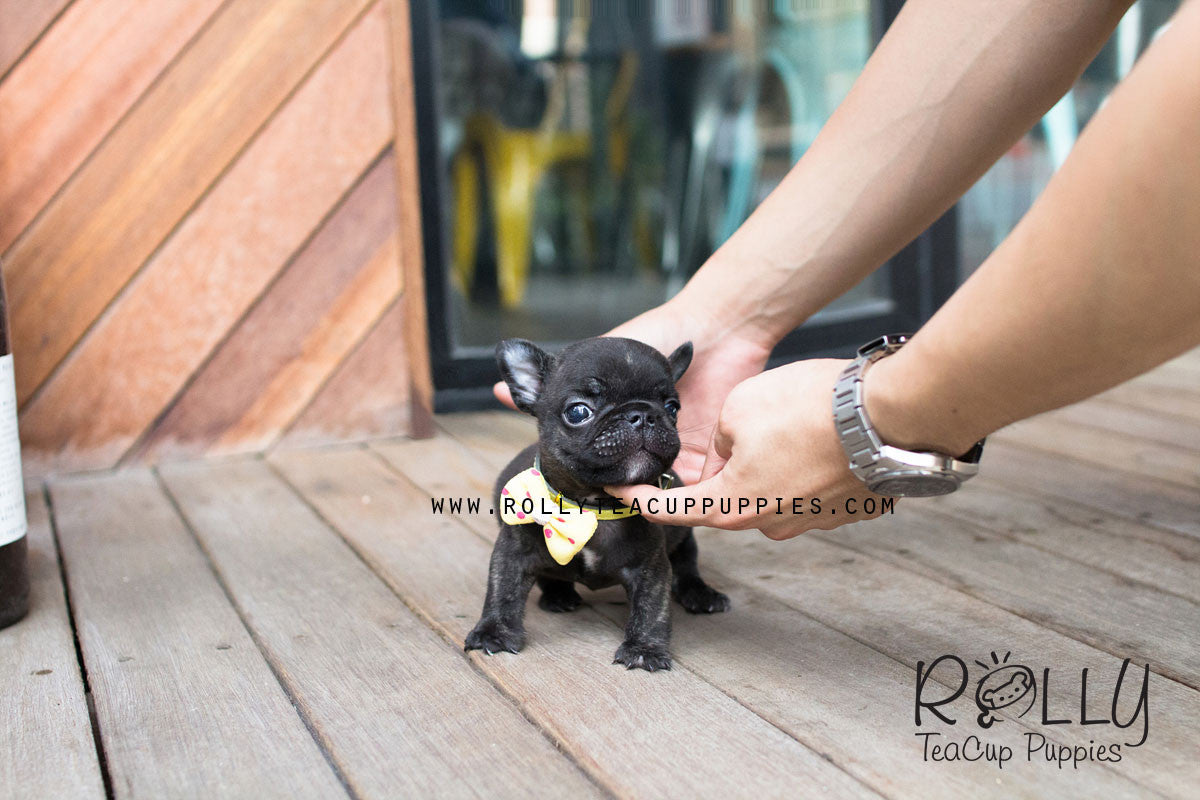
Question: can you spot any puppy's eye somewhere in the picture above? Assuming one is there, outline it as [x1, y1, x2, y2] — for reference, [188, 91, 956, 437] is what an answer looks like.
[563, 403, 593, 425]
[664, 399, 680, 419]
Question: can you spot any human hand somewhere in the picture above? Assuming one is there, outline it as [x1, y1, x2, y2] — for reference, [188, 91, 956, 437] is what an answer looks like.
[605, 358, 893, 539]
[493, 298, 773, 484]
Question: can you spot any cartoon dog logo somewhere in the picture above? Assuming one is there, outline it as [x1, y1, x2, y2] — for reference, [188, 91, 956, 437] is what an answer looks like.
[974, 651, 1037, 728]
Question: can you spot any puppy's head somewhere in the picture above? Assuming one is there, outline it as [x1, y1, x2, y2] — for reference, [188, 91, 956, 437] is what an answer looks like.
[497, 337, 692, 488]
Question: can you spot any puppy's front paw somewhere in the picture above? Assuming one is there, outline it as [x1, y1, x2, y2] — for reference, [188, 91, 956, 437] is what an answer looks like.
[464, 620, 525, 655]
[674, 581, 732, 614]
[613, 641, 672, 672]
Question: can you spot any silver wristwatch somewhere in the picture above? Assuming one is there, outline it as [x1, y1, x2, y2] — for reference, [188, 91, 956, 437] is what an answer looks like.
[833, 334, 984, 497]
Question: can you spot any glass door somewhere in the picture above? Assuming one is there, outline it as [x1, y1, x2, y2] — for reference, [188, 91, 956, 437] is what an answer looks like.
[412, 0, 955, 408]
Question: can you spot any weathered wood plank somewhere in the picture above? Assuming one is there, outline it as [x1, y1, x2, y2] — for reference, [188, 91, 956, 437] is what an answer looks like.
[47, 470, 346, 799]
[135, 154, 400, 462]
[437, 411, 536, 466]
[0, 489, 105, 800]
[822, 506, 1200, 687]
[1126, 354, 1200, 394]
[994, 413, 1200, 490]
[372, 434, 496, 498]
[19, 6, 393, 473]
[1045, 397, 1200, 452]
[0, 0, 224, 251]
[929, 480, 1200, 605]
[372, 435, 1152, 798]
[384, 0, 434, 438]
[1163, 347, 1200, 373]
[436, 411, 1200, 797]
[0, 0, 70, 78]
[273, 300, 411, 450]
[271, 446, 878, 799]
[984, 439, 1200, 540]
[158, 457, 600, 799]
[5, 0, 374, 405]
[1092, 382, 1200, 426]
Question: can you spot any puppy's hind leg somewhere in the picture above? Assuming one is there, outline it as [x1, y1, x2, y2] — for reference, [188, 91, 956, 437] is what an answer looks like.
[465, 528, 536, 655]
[668, 528, 731, 614]
[536, 577, 583, 613]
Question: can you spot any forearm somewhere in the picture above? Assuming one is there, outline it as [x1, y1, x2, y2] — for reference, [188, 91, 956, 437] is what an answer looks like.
[675, 0, 1131, 346]
[867, 0, 1200, 456]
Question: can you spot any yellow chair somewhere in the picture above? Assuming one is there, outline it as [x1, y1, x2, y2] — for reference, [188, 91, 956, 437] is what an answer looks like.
[451, 116, 590, 308]
[451, 56, 637, 308]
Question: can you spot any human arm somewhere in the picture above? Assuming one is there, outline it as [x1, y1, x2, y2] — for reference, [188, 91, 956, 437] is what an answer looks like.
[866, 0, 1200, 457]
[675, 0, 1134, 344]
[609, 0, 1200, 537]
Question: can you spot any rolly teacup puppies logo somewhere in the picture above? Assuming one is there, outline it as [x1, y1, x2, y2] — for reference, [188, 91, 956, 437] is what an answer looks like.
[914, 650, 1150, 769]
[974, 651, 1036, 727]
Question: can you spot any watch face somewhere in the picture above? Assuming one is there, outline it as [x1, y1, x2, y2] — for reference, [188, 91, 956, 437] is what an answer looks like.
[869, 474, 958, 497]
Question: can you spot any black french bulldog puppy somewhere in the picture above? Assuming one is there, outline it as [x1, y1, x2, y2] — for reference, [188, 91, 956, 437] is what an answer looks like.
[464, 336, 730, 672]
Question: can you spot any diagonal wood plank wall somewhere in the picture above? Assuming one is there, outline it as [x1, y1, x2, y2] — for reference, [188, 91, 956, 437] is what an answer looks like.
[1, 0, 432, 475]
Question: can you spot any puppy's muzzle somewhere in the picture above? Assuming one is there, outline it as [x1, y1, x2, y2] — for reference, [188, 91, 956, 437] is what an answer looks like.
[591, 401, 677, 463]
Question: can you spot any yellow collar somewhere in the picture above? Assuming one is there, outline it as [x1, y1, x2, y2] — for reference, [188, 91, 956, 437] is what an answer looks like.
[533, 455, 673, 520]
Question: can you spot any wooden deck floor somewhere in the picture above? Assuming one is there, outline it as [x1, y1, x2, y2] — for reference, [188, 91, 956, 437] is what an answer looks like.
[5, 350, 1200, 799]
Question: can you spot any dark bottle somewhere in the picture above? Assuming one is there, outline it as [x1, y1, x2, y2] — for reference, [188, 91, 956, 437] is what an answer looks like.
[0, 272, 28, 630]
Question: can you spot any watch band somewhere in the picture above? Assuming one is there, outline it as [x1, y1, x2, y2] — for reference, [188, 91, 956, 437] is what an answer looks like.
[833, 334, 984, 496]
[833, 335, 908, 482]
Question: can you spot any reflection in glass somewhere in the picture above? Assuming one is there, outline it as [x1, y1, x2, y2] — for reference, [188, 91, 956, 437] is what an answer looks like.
[435, 2, 878, 351]
[959, 0, 1180, 281]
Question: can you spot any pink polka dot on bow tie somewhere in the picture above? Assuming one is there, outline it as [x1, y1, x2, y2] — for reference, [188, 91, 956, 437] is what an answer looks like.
[544, 528, 552, 538]
[517, 512, 525, 520]
[531, 469, 540, 476]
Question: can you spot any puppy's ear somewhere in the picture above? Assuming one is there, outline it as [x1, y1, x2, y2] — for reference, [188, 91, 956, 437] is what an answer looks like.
[496, 339, 555, 415]
[666, 341, 693, 383]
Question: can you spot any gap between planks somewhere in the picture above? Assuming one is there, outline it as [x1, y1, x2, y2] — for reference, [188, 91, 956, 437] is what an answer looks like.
[46, 469, 351, 799]
[1, 485, 106, 800]
[157, 457, 602, 799]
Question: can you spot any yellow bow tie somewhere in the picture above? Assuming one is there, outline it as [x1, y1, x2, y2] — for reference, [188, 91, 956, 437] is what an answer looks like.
[500, 461, 673, 565]
[501, 467, 600, 564]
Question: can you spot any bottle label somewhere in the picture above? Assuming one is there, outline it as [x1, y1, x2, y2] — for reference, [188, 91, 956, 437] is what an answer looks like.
[0, 354, 26, 546]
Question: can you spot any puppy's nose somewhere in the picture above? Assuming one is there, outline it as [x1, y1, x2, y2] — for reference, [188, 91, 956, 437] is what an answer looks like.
[625, 410, 654, 429]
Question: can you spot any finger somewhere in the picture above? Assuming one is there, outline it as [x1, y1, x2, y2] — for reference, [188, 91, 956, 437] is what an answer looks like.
[493, 381, 517, 410]
[605, 472, 733, 527]
[697, 450, 727, 484]
[698, 417, 734, 482]
[671, 447, 705, 486]
[757, 516, 816, 541]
